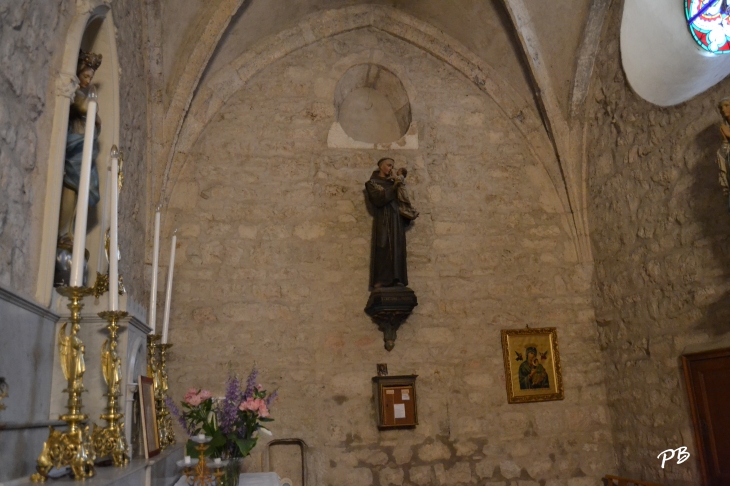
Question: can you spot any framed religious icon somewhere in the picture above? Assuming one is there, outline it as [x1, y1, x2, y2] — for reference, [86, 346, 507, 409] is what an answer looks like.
[138, 375, 160, 458]
[501, 328, 564, 404]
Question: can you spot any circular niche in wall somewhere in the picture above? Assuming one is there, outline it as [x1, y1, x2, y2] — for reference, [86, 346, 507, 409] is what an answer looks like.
[331, 63, 415, 148]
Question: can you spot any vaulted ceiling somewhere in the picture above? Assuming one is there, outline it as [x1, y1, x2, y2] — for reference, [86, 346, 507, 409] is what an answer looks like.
[160, 0, 595, 122]
[150, 0, 609, 264]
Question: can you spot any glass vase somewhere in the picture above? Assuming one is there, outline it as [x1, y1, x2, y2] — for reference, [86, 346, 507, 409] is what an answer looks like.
[221, 458, 242, 486]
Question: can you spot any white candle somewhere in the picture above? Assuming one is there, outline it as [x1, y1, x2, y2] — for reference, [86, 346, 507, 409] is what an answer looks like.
[148, 207, 161, 333]
[69, 87, 98, 287]
[184, 456, 191, 464]
[109, 146, 120, 311]
[161, 230, 177, 344]
[96, 164, 111, 272]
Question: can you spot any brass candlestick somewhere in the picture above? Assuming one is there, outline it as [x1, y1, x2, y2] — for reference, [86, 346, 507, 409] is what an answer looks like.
[183, 441, 224, 486]
[156, 343, 176, 449]
[31, 286, 95, 482]
[91, 310, 130, 467]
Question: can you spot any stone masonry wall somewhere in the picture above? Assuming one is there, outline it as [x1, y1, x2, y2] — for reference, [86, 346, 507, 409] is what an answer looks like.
[585, 4, 730, 485]
[166, 28, 616, 485]
[0, 0, 148, 304]
[0, 0, 69, 298]
[114, 0, 149, 306]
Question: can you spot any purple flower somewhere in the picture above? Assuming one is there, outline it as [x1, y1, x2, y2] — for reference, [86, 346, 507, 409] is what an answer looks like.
[243, 367, 258, 401]
[265, 390, 278, 408]
[219, 374, 241, 435]
[166, 396, 193, 435]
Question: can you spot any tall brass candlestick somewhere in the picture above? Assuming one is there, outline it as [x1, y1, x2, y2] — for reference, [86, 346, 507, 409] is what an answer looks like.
[92, 310, 130, 466]
[31, 286, 95, 482]
[156, 343, 175, 449]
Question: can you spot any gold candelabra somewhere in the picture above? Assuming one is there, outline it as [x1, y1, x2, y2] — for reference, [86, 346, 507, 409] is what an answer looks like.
[147, 335, 175, 449]
[31, 286, 95, 482]
[156, 343, 176, 448]
[92, 310, 130, 467]
[182, 440, 224, 486]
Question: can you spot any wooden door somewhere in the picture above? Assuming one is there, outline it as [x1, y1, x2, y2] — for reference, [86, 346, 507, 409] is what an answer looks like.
[682, 348, 730, 486]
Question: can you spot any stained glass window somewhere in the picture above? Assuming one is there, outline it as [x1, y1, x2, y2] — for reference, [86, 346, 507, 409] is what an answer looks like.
[686, 0, 730, 53]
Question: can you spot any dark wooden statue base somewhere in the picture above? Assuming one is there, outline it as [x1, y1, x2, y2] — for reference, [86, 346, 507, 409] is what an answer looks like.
[365, 287, 418, 351]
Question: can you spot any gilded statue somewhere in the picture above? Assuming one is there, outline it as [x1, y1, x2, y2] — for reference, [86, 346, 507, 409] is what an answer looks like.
[365, 158, 418, 289]
[718, 97, 730, 209]
[55, 50, 102, 287]
[101, 338, 122, 396]
[59, 322, 86, 393]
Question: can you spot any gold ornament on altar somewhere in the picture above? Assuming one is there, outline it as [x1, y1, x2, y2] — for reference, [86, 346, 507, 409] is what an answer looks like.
[92, 310, 130, 467]
[182, 440, 225, 486]
[31, 286, 96, 482]
[147, 335, 176, 449]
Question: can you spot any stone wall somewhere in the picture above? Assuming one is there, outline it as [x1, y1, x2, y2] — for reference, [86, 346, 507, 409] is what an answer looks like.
[0, 0, 148, 305]
[585, 4, 730, 484]
[0, 0, 69, 299]
[166, 28, 616, 485]
[114, 0, 149, 306]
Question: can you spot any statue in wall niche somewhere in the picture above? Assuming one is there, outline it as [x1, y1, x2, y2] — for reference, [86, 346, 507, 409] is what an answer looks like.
[55, 50, 103, 287]
[717, 97, 730, 210]
[364, 157, 418, 351]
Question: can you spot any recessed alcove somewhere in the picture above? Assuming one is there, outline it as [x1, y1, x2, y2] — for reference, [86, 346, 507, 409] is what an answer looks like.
[328, 63, 418, 149]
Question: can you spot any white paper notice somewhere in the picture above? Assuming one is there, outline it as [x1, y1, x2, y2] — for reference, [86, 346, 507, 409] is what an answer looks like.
[393, 403, 406, 419]
[401, 390, 410, 400]
[385, 389, 395, 395]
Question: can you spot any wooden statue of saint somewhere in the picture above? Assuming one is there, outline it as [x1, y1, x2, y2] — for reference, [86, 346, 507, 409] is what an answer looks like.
[365, 157, 418, 289]
[364, 157, 419, 351]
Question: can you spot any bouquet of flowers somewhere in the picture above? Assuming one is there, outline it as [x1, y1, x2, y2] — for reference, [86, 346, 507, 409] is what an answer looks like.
[167, 367, 276, 460]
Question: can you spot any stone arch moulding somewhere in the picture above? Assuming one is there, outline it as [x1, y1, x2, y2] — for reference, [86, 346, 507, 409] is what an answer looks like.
[161, 5, 587, 262]
[35, 1, 120, 306]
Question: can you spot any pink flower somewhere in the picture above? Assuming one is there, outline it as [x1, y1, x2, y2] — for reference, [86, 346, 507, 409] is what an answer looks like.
[257, 401, 270, 418]
[184, 388, 200, 405]
[198, 389, 213, 401]
[256, 384, 264, 391]
[239, 397, 257, 412]
[187, 394, 203, 406]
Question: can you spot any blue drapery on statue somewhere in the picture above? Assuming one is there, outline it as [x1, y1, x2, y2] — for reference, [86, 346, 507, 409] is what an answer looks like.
[64, 128, 100, 206]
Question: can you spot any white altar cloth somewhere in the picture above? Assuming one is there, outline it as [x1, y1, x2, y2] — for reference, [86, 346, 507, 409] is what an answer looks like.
[175, 472, 280, 486]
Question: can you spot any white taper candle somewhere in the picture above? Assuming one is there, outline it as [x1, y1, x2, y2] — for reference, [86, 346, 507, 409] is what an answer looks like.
[96, 163, 111, 272]
[109, 146, 119, 311]
[69, 87, 98, 287]
[161, 230, 177, 344]
[148, 206, 161, 333]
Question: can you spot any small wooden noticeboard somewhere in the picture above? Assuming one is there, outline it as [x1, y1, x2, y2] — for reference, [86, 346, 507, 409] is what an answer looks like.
[372, 375, 418, 429]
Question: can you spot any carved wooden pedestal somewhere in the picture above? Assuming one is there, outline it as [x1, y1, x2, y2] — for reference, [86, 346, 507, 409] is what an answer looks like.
[365, 287, 418, 351]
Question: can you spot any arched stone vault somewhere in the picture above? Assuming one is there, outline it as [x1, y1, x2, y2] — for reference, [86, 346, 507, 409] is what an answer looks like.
[158, 5, 599, 263]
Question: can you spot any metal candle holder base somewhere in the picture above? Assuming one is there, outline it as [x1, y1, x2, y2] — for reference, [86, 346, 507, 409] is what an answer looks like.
[31, 286, 95, 482]
[92, 310, 130, 467]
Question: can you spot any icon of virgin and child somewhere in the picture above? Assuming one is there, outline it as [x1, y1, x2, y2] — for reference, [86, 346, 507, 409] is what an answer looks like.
[518, 346, 550, 390]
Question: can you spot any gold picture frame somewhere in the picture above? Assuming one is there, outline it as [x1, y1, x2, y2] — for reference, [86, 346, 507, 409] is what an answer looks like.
[138, 375, 160, 458]
[501, 327, 564, 404]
